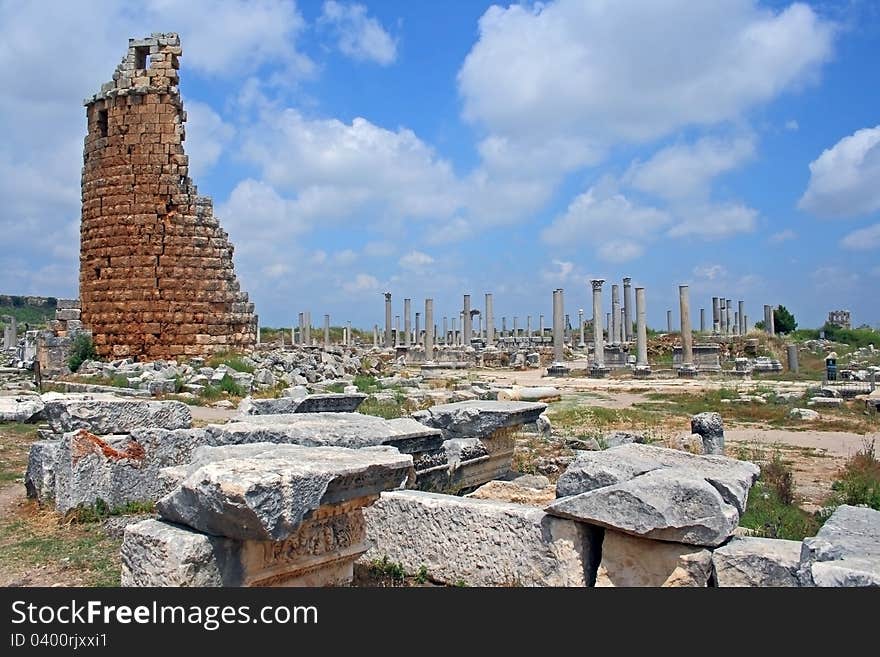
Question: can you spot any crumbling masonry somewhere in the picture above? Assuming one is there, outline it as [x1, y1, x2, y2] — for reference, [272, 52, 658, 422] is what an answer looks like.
[80, 34, 255, 360]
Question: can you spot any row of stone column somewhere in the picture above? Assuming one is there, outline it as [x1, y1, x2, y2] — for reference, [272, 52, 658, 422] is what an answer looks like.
[709, 297, 749, 336]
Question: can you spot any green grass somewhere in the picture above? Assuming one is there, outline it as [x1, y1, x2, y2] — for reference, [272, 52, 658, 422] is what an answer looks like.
[65, 499, 156, 524]
[740, 484, 823, 540]
[368, 556, 406, 585]
[68, 333, 98, 373]
[546, 403, 659, 433]
[0, 512, 121, 586]
[793, 326, 880, 349]
[0, 423, 38, 483]
[0, 300, 56, 328]
[205, 351, 254, 373]
[325, 382, 346, 393]
[353, 374, 380, 393]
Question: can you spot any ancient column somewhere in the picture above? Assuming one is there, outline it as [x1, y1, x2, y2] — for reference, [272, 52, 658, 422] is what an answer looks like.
[700, 308, 706, 333]
[738, 300, 745, 336]
[324, 314, 330, 347]
[591, 279, 605, 369]
[611, 285, 621, 345]
[451, 317, 457, 345]
[635, 287, 649, 373]
[712, 297, 720, 334]
[462, 295, 472, 346]
[395, 315, 401, 347]
[606, 313, 611, 338]
[304, 312, 311, 346]
[255, 315, 260, 346]
[539, 314, 545, 338]
[502, 316, 507, 338]
[477, 315, 482, 340]
[552, 289, 564, 363]
[424, 299, 434, 362]
[526, 315, 532, 339]
[373, 324, 378, 348]
[565, 313, 571, 344]
[787, 344, 799, 373]
[743, 315, 748, 333]
[346, 321, 352, 347]
[403, 298, 412, 348]
[415, 312, 421, 346]
[726, 299, 733, 335]
[769, 306, 776, 336]
[733, 312, 739, 336]
[485, 293, 495, 347]
[384, 292, 393, 348]
[719, 299, 726, 335]
[578, 309, 585, 348]
[679, 285, 694, 374]
[298, 312, 304, 345]
[623, 277, 633, 342]
[666, 310, 672, 333]
[443, 316, 448, 345]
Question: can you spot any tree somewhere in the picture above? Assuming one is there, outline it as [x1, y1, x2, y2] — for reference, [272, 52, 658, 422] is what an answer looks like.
[773, 305, 797, 334]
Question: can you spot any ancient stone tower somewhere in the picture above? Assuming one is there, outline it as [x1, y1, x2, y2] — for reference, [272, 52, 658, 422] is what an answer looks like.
[80, 34, 256, 360]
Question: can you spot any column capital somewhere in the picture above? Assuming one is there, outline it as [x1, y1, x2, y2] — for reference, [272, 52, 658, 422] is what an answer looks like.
[590, 279, 605, 291]
[623, 277, 632, 285]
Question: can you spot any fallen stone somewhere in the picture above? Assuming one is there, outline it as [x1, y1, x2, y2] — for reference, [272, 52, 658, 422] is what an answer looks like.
[603, 431, 645, 448]
[156, 444, 413, 541]
[807, 397, 843, 408]
[362, 490, 592, 586]
[789, 408, 820, 421]
[555, 443, 759, 516]
[0, 396, 45, 423]
[691, 412, 724, 455]
[548, 468, 739, 546]
[204, 413, 443, 455]
[52, 428, 208, 513]
[712, 537, 802, 587]
[122, 514, 367, 587]
[42, 394, 191, 434]
[595, 529, 712, 587]
[411, 400, 547, 439]
[799, 505, 880, 586]
[235, 393, 367, 417]
[24, 440, 58, 500]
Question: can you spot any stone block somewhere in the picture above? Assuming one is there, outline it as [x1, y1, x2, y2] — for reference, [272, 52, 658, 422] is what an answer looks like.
[712, 537, 802, 587]
[595, 529, 712, 587]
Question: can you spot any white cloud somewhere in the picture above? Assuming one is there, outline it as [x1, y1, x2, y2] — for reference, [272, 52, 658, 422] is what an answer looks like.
[811, 266, 860, 292]
[542, 186, 671, 262]
[459, 0, 833, 172]
[693, 265, 728, 281]
[333, 249, 358, 265]
[343, 273, 380, 294]
[667, 203, 758, 239]
[768, 229, 797, 243]
[840, 223, 880, 251]
[219, 179, 310, 241]
[626, 136, 755, 201]
[785, 119, 799, 131]
[184, 100, 235, 178]
[399, 251, 435, 270]
[799, 125, 880, 218]
[319, 1, 398, 65]
[241, 110, 462, 224]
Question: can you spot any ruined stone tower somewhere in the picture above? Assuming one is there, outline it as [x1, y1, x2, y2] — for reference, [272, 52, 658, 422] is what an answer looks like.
[80, 34, 256, 360]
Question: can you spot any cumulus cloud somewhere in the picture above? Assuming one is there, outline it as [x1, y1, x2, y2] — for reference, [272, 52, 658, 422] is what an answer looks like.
[343, 273, 380, 294]
[840, 223, 880, 251]
[319, 1, 398, 65]
[459, 0, 833, 170]
[799, 125, 880, 218]
[626, 136, 755, 201]
[241, 110, 462, 224]
[184, 100, 235, 178]
[785, 119, 799, 131]
[667, 203, 758, 239]
[693, 265, 728, 281]
[219, 179, 310, 241]
[542, 186, 671, 262]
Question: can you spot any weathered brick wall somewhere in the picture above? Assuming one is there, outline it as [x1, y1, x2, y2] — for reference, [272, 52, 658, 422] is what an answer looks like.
[80, 33, 256, 360]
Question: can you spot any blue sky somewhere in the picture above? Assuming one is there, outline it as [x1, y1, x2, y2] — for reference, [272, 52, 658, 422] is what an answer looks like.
[1, 0, 878, 331]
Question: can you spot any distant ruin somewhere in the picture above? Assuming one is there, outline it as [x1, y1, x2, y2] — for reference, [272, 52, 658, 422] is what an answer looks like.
[80, 34, 255, 360]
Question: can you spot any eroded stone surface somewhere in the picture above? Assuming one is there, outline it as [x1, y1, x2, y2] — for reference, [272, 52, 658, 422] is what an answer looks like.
[595, 529, 712, 587]
[0, 396, 44, 423]
[235, 393, 366, 417]
[713, 537, 802, 587]
[362, 490, 591, 586]
[799, 505, 880, 586]
[156, 444, 413, 541]
[42, 394, 192, 434]
[411, 400, 547, 439]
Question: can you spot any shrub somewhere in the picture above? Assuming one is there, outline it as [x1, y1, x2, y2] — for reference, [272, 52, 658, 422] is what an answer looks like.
[829, 439, 880, 510]
[67, 334, 98, 373]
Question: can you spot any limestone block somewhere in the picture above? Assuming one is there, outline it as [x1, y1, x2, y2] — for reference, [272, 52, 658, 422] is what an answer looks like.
[362, 490, 592, 587]
[712, 537, 802, 587]
[799, 505, 880, 586]
[42, 394, 192, 434]
[595, 529, 712, 587]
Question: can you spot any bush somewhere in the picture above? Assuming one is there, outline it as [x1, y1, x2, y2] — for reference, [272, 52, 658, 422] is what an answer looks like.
[829, 439, 880, 510]
[67, 334, 98, 373]
[761, 452, 795, 506]
[773, 305, 798, 335]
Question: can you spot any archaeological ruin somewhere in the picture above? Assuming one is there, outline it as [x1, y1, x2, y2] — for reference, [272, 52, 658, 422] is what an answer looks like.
[80, 34, 256, 361]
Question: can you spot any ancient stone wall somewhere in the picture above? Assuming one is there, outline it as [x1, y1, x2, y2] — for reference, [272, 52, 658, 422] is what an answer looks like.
[80, 33, 255, 360]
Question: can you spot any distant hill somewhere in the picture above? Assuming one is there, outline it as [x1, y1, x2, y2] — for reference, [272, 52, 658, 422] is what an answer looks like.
[0, 295, 59, 329]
